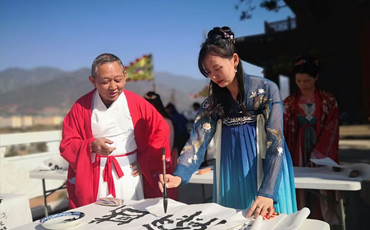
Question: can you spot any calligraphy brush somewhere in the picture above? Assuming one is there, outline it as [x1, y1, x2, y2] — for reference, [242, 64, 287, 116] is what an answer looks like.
[162, 147, 168, 213]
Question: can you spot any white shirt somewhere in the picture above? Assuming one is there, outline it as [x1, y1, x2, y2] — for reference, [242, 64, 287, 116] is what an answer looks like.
[91, 90, 144, 200]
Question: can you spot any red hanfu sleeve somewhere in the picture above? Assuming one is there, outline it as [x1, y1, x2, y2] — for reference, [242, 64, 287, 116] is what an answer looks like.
[311, 92, 340, 163]
[59, 90, 98, 208]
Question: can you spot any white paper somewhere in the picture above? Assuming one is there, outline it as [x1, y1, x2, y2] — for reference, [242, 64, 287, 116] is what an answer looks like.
[0, 193, 33, 229]
[273, 207, 310, 230]
[13, 198, 317, 230]
[310, 157, 343, 168]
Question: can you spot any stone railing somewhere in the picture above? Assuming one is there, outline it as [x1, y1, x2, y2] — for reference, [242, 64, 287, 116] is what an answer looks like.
[0, 130, 63, 199]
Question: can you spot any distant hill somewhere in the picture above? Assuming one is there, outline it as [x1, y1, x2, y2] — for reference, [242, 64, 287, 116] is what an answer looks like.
[0, 67, 66, 94]
[0, 67, 209, 116]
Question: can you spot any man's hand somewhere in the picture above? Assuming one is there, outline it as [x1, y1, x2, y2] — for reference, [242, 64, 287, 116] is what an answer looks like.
[246, 196, 274, 219]
[130, 162, 142, 177]
[91, 138, 116, 156]
[158, 174, 182, 192]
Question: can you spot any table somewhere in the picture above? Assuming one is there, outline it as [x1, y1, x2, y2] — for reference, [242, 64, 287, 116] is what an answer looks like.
[0, 193, 32, 229]
[295, 164, 370, 230]
[12, 197, 329, 230]
[189, 163, 370, 230]
[29, 169, 67, 216]
[29, 164, 370, 230]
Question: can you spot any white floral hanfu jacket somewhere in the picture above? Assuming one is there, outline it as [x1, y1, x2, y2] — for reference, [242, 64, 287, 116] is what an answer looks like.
[174, 74, 293, 204]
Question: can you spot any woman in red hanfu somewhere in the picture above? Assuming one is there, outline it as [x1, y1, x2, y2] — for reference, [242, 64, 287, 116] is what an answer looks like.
[60, 53, 174, 208]
[283, 54, 340, 226]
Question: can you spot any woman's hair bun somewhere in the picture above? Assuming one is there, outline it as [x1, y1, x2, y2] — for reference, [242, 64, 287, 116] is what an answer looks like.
[294, 53, 319, 67]
[207, 26, 235, 43]
[220, 26, 234, 37]
[293, 53, 320, 77]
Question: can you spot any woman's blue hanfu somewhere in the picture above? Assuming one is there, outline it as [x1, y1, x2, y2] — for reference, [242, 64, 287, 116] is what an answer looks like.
[174, 74, 297, 214]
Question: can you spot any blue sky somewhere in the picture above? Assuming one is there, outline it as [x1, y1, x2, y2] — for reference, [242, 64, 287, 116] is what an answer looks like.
[0, 0, 294, 79]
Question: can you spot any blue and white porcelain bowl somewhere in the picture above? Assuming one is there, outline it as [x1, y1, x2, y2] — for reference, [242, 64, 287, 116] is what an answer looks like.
[40, 212, 85, 229]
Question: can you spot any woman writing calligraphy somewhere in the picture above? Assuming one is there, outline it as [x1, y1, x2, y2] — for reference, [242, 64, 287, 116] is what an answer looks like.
[159, 26, 297, 219]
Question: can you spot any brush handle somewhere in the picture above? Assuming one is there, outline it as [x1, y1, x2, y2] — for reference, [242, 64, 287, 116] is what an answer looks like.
[162, 147, 168, 213]
[162, 147, 166, 179]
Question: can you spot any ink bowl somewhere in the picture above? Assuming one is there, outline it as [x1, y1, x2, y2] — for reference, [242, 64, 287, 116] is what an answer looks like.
[40, 211, 85, 229]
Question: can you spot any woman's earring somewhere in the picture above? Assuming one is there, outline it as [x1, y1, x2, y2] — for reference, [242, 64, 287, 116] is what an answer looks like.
[235, 69, 238, 73]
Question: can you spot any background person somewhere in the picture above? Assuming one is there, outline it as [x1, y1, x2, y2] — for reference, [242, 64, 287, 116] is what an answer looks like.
[192, 102, 200, 114]
[144, 91, 179, 200]
[144, 92, 177, 169]
[283, 53, 340, 225]
[165, 102, 190, 155]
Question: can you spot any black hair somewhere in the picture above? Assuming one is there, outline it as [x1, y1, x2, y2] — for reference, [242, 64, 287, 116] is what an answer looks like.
[144, 91, 171, 120]
[165, 102, 178, 113]
[91, 53, 125, 78]
[198, 26, 247, 116]
[293, 53, 320, 78]
[193, 102, 200, 109]
[145, 92, 178, 148]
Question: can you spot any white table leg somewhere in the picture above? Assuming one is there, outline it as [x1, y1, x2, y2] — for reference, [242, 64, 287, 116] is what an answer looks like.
[337, 191, 346, 230]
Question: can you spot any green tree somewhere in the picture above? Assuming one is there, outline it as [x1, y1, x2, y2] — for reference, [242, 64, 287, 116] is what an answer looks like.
[235, 0, 287, 20]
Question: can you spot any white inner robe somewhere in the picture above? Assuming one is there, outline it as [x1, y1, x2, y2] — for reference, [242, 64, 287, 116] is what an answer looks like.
[91, 90, 144, 201]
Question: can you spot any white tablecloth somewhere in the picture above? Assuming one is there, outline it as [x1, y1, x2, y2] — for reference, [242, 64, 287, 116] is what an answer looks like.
[189, 164, 370, 191]
[0, 193, 32, 229]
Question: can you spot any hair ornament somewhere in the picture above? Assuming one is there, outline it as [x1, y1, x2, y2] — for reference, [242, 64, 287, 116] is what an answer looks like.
[220, 29, 235, 44]
[294, 60, 306, 66]
[294, 59, 319, 66]
[144, 94, 157, 100]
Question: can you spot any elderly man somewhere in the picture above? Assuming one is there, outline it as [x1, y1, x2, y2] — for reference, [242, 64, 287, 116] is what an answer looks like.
[60, 53, 173, 208]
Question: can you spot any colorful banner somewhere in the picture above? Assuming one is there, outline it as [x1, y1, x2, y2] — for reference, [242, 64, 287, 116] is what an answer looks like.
[189, 85, 209, 98]
[124, 54, 153, 81]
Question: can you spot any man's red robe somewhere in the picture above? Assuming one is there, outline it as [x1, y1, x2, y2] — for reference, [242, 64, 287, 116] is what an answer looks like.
[60, 89, 173, 208]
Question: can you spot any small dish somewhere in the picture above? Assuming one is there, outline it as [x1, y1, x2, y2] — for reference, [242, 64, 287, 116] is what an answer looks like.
[40, 212, 85, 230]
[96, 197, 124, 206]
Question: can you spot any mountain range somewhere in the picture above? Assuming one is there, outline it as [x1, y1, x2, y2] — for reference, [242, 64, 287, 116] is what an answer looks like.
[0, 67, 209, 116]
